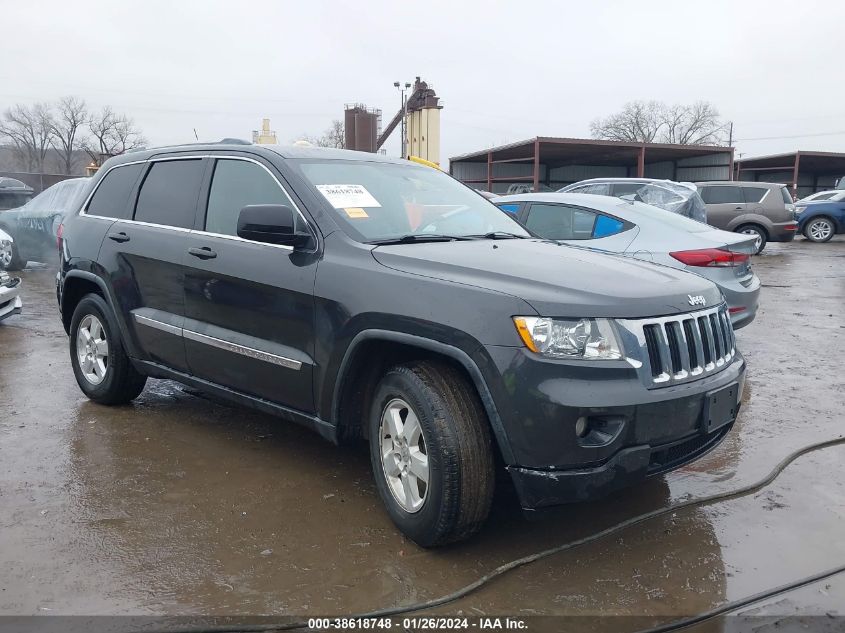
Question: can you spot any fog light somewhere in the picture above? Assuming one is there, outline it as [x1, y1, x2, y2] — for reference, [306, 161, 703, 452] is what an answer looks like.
[575, 416, 590, 438]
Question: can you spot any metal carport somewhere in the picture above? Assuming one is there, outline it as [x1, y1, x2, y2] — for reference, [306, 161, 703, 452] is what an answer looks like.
[449, 137, 734, 194]
[735, 151, 845, 198]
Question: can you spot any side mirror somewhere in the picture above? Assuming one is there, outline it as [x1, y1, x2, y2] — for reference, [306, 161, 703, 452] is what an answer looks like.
[236, 204, 311, 247]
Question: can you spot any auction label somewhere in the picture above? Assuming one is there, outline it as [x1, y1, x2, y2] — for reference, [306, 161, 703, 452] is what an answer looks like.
[316, 184, 381, 209]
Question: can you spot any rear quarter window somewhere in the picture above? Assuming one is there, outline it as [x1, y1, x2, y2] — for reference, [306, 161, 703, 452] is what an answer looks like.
[742, 187, 768, 203]
[495, 203, 520, 215]
[87, 164, 144, 220]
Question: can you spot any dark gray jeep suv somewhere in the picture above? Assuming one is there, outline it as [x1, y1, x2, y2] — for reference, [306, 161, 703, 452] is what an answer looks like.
[58, 144, 745, 546]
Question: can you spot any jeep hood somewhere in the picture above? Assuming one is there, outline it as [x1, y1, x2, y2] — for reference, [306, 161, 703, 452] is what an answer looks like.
[372, 239, 722, 318]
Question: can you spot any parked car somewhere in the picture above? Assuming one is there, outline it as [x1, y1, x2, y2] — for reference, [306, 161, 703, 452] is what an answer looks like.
[0, 266, 22, 323]
[558, 178, 708, 223]
[59, 144, 744, 547]
[0, 177, 34, 211]
[795, 198, 845, 243]
[798, 190, 845, 203]
[0, 177, 90, 270]
[0, 227, 15, 271]
[495, 193, 760, 329]
[694, 181, 797, 254]
[506, 183, 554, 194]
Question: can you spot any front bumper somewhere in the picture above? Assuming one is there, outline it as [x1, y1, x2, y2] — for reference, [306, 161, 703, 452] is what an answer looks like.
[510, 421, 734, 510]
[480, 343, 745, 510]
[0, 277, 22, 322]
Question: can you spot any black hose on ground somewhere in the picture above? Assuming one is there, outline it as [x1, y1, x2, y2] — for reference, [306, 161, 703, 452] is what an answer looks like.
[633, 562, 845, 633]
[143, 435, 845, 633]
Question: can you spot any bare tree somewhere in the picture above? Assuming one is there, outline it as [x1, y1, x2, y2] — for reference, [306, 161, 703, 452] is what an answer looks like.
[591, 100, 727, 145]
[50, 96, 88, 174]
[322, 119, 345, 149]
[83, 106, 146, 166]
[297, 119, 345, 148]
[589, 101, 664, 143]
[0, 102, 55, 172]
[660, 101, 726, 145]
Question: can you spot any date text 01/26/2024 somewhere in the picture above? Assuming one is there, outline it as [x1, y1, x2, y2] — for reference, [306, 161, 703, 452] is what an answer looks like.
[306, 617, 528, 630]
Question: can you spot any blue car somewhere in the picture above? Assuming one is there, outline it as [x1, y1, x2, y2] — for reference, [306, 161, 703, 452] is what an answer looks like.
[795, 199, 845, 243]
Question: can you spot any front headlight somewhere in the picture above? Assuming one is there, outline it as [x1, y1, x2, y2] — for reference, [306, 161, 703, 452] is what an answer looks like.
[513, 317, 623, 360]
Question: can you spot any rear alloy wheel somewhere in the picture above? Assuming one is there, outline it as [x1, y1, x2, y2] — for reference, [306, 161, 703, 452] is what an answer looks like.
[69, 293, 147, 404]
[804, 217, 835, 243]
[368, 361, 495, 547]
[736, 225, 767, 254]
[76, 314, 109, 385]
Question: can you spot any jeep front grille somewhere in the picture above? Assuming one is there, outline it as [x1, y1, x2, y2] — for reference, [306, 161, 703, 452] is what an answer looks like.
[632, 305, 735, 386]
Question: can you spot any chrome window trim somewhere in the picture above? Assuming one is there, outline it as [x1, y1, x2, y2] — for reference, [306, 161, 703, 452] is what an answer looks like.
[134, 313, 302, 371]
[189, 229, 294, 251]
[78, 154, 317, 250]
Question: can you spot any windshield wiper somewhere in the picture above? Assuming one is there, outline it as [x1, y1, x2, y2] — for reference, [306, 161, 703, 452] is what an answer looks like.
[471, 231, 529, 240]
[370, 233, 475, 245]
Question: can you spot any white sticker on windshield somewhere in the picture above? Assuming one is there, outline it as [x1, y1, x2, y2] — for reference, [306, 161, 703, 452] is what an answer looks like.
[315, 184, 381, 209]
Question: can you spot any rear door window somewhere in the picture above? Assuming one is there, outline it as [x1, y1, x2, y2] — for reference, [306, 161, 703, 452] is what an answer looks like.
[87, 163, 144, 220]
[134, 159, 205, 229]
[524, 203, 597, 240]
[700, 186, 743, 204]
[742, 187, 768, 203]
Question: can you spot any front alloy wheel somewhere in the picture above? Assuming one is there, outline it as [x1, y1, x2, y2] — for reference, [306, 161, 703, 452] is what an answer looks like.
[0, 240, 12, 269]
[805, 218, 834, 243]
[368, 361, 495, 547]
[380, 398, 429, 513]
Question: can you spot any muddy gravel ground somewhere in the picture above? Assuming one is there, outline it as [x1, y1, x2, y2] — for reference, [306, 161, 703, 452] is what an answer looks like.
[1, 238, 844, 629]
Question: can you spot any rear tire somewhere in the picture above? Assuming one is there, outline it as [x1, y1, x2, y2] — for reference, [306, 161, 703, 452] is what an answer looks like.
[69, 293, 147, 404]
[804, 216, 835, 243]
[736, 224, 767, 254]
[368, 360, 495, 547]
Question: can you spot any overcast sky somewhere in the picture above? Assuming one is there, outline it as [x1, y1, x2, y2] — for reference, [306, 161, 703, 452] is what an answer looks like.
[3, 0, 844, 165]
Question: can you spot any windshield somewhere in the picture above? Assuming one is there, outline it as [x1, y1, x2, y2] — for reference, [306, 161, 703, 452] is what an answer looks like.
[294, 160, 530, 242]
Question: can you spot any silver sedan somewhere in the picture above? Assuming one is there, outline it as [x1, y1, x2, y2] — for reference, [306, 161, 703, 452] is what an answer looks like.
[494, 193, 761, 329]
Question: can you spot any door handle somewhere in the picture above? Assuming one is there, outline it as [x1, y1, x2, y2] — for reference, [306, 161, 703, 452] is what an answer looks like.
[734, 206, 743, 210]
[188, 246, 217, 260]
[107, 231, 130, 243]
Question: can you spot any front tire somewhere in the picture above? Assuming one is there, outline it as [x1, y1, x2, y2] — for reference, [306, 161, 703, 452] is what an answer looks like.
[69, 293, 147, 404]
[0, 235, 25, 271]
[368, 361, 495, 547]
[736, 224, 767, 254]
[804, 216, 835, 243]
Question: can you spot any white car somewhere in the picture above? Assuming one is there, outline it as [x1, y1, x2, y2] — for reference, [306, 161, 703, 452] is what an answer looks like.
[494, 192, 761, 329]
[798, 190, 845, 203]
[0, 228, 23, 322]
